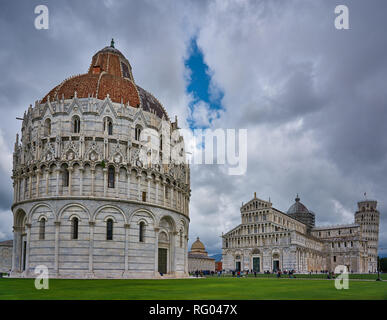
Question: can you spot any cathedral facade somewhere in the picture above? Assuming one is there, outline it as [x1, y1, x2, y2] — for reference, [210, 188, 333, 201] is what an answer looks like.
[10, 42, 190, 279]
[222, 193, 379, 273]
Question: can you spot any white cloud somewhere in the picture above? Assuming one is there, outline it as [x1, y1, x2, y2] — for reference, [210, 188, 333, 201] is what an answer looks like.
[189, 100, 221, 128]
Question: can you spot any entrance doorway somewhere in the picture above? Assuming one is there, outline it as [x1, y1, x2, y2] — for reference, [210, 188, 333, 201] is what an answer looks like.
[253, 257, 260, 272]
[273, 260, 279, 272]
[158, 248, 167, 274]
[235, 261, 241, 271]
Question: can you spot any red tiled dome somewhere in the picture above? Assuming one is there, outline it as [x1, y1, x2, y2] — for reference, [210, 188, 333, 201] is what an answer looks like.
[41, 42, 141, 107]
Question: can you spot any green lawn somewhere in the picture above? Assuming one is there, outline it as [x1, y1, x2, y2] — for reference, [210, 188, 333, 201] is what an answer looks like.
[0, 277, 386, 300]
[221, 273, 387, 280]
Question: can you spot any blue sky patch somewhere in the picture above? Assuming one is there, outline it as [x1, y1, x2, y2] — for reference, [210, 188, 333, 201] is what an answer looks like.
[185, 37, 224, 129]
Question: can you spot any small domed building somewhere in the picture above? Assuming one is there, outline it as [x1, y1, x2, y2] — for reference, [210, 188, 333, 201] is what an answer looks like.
[188, 237, 215, 273]
[10, 40, 190, 279]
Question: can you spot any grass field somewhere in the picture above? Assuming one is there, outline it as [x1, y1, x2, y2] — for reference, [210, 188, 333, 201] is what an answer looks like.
[220, 273, 387, 280]
[0, 277, 386, 300]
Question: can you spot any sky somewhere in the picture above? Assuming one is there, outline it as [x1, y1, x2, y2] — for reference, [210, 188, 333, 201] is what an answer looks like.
[0, 0, 386, 256]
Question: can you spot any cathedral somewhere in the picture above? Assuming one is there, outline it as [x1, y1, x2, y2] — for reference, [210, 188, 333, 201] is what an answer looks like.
[10, 41, 191, 279]
[222, 193, 380, 273]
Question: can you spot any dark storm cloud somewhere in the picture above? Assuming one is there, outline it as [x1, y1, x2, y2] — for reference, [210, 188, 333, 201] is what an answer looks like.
[0, 0, 386, 256]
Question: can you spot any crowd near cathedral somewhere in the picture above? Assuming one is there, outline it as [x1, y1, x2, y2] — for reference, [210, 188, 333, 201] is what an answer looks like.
[0, 41, 381, 278]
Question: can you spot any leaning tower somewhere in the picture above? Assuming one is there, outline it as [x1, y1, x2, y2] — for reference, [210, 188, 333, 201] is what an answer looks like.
[354, 199, 380, 272]
[11, 41, 190, 279]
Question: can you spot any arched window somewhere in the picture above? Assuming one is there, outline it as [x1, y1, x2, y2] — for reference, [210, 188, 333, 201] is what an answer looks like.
[106, 219, 113, 240]
[44, 119, 51, 136]
[63, 165, 69, 187]
[160, 134, 163, 151]
[135, 125, 142, 141]
[108, 166, 115, 188]
[72, 116, 80, 133]
[71, 217, 79, 240]
[103, 117, 113, 135]
[39, 218, 46, 240]
[139, 222, 145, 242]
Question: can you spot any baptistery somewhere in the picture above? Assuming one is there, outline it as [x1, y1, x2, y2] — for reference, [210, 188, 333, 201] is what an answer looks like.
[11, 40, 190, 279]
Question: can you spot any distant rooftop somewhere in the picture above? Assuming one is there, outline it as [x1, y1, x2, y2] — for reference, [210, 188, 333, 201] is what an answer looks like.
[312, 223, 359, 231]
[0, 240, 13, 246]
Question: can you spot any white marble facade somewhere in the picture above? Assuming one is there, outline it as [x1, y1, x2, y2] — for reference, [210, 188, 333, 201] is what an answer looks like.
[10, 44, 190, 279]
[0, 241, 12, 273]
[222, 194, 379, 273]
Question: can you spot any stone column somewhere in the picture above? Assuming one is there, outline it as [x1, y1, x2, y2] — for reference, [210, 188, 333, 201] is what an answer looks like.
[147, 177, 150, 202]
[154, 227, 159, 276]
[14, 177, 19, 202]
[171, 187, 174, 209]
[45, 169, 49, 195]
[79, 167, 84, 196]
[80, 136, 85, 158]
[137, 174, 141, 201]
[127, 170, 131, 199]
[25, 223, 31, 275]
[54, 221, 60, 276]
[55, 168, 60, 196]
[185, 235, 189, 275]
[91, 168, 95, 196]
[115, 171, 119, 198]
[88, 221, 94, 276]
[124, 223, 130, 276]
[28, 173, 33, 199]
[12, 180, 16, 203]
[170, 231, 177, 274]
[155, 178, 159, 205]
[103, 168, 107, 197]
[11, 227, 21, 273]
[68, 167, 73, 196]
[16, 179, 20, 202]
[163, 184, 166, 207]
[23, 175, 27, 200]
[36, 169, 41, 197]
[104, 137, 108, 159]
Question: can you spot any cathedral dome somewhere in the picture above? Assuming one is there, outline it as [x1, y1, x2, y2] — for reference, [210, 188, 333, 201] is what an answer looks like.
[287, 195, 309, 214]
[41, 40, 169, 120]
[287, 195, 315, 229]
[191, 237, 205, 251]
[189, 237, 208, 257]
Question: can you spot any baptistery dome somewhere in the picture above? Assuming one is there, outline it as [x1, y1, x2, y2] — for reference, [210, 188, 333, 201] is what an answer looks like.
[11, 41, 190, 279]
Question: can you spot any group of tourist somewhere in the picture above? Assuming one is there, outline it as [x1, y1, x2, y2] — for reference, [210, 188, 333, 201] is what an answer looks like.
[192, 270, 218, 277]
